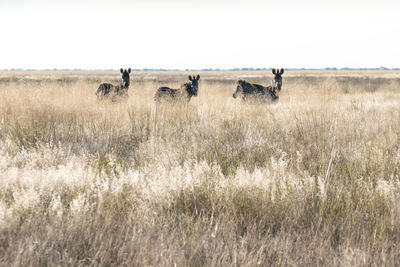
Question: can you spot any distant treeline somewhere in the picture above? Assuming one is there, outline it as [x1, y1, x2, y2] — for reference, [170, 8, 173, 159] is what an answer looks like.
[2, 67, 399, 71]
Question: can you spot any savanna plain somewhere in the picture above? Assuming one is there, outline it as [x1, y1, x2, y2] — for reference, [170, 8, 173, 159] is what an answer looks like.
[0, 70, 400, 266]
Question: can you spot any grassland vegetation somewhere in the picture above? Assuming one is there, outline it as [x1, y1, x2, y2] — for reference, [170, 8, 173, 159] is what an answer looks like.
[0, 70, 400, 265]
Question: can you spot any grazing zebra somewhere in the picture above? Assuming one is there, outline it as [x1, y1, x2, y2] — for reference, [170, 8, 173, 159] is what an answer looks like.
[233, 68, 284, 102]
[233, 80, 279, 102]
[154, 75, 200, 102]
[96, 68, 131, 99]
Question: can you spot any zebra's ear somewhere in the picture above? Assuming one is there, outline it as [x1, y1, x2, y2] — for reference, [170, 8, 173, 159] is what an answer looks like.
[196, 74, 200, 80]
[272, 68, 276, 75]
[120, 68, 124, 74]
[189, 75, 193, 81]
[280, 68, 284, 75]
[128, 68, 131, 73]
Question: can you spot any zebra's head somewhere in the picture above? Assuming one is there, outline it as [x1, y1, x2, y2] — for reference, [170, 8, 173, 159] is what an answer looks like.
[233, 80, 249, 98]
[233, 80, 243, 98]
[272, 68, 284, 91]
[187, 75, 200, 96]
[120, 68, 131, 88]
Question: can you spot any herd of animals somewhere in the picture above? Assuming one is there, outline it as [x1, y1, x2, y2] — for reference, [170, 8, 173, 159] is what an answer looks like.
[96, 68, 285, 102]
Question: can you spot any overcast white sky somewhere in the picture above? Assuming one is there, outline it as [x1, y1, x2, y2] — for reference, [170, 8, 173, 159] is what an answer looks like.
[0, 0, 399, 69]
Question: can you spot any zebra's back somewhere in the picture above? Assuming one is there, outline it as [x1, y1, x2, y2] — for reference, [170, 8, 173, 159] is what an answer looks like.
[154, 87, 179, 101]
[244, 82, 278, 101]
[96, 83, 128, 99]
[96, 83, 114, 97]
[252, 84, 278, 101]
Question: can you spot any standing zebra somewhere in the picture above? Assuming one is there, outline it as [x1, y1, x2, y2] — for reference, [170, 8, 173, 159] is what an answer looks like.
[96, 68, 131, 99]
[154, 75, 200, 102]
[233, 68, 284, 102]
[271, 68, 284, 92]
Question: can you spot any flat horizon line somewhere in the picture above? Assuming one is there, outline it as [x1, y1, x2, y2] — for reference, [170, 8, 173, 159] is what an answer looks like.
[1, 67, 399, 72]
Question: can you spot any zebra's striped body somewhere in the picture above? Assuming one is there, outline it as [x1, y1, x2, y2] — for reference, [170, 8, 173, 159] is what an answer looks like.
[233, 68, 284, 102]
[96, 68, 131, 99]
[154, 75, 200, 102]
[96, 83, 128, 98]
[233, 80, 278, 102]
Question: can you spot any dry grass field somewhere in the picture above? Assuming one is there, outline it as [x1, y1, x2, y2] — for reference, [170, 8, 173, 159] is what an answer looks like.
[0, 70, 400, 266]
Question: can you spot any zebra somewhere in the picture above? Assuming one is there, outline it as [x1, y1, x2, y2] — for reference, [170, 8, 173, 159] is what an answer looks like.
[96, 68, 131, 99]
[232, 80, 279, 102]
[271, 68, 284, 92]
[154, 75, 200, 102]
[233, 68, 284, 102]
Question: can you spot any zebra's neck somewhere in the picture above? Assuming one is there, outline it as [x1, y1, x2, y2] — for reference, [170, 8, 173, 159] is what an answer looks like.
[182, 83, 193, 97]
[120, 83, 129, 89]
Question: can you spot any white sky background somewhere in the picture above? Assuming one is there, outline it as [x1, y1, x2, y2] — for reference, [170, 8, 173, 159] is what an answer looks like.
[0, 0, 399, 70]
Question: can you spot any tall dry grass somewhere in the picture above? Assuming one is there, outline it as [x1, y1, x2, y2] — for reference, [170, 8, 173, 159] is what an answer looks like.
[0, 70, 400, 266]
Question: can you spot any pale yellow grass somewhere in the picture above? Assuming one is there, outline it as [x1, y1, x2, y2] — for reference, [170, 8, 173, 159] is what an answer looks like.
[0, 71, 400, 266]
